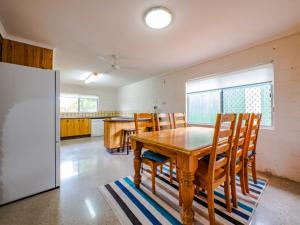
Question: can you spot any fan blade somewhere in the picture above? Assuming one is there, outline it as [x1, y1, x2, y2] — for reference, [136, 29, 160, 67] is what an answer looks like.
[119, 65, 137, 70]
[97, 55, 113, 64]
[104, 66, 114, 74]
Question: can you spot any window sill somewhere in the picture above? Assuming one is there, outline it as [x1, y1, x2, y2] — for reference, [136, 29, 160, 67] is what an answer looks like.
[188, 123, 215, 128]
[188, 123, 274, 130]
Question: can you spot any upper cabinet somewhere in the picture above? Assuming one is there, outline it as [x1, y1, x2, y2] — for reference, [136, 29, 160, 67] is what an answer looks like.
[1, 39, 53, 69]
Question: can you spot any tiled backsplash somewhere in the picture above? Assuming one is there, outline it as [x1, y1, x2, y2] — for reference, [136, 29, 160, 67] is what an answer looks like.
[60, 111, 134, 118]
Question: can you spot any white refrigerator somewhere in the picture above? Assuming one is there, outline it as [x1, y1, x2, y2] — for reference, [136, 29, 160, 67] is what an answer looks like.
[0, 62, 60, 205]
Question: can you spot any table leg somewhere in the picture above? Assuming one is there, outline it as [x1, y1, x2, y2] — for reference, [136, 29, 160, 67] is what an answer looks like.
[177, 154, 198, 225]
[177, 167, 183, 206]
[133, 140, 143, 188]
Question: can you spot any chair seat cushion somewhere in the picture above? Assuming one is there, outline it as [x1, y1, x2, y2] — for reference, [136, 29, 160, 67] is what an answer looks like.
[235, 150, 256, 164]
[247, 150, 256, 160]
[142, 150, 169, 163]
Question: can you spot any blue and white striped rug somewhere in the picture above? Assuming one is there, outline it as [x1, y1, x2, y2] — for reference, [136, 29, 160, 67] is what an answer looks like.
[100, 166, 267, 225]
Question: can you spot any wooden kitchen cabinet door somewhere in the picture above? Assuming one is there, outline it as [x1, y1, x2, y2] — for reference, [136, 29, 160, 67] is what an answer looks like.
[73, 119, 81, 136]
[81, 119, 91, 135]
[66, 119, 75, 136]
[78, 119, 85, 135]
[60, 119, 68, 137]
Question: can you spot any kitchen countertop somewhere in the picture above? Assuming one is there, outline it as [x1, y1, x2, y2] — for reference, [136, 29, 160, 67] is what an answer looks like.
[60, 116, 133, 120]
[103, 117, 135, 122]
[61, 116, 112, 119]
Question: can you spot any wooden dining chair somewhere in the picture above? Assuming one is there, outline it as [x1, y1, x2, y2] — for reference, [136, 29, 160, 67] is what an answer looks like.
[230, 113, 251, 207]
[194, 113, 236, 224]
[243, 113, 262, 193]
[156, 113, 172, 130]
[156, 113, 176, 178]
[172, 112, 187, 128]
[134, 113, 173, 193]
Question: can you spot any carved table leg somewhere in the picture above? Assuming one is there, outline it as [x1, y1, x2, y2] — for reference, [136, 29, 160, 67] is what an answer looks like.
[132, 140, 143, 188]
[177, 154, 198, 225]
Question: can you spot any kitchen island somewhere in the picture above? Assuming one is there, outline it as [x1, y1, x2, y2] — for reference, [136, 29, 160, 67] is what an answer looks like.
[104, 118, 135, 150]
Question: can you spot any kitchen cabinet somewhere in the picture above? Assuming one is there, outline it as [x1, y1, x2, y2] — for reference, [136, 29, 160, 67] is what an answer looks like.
[60, 118, 91, 138]
[60, 119, 68, 137]
[1, 39, 53, 69]
[104, 118, 135, 150]
[80, 119, 91, 135]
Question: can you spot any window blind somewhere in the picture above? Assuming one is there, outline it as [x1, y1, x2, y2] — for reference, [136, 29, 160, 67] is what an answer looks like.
[186, 63, 274, 94]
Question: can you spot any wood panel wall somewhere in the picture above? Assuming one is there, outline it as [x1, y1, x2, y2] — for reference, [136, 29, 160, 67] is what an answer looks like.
[1, 39, 53, 69]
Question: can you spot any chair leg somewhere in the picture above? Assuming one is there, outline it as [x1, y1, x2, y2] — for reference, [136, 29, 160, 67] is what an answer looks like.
[195, 185, 200, 195]
[160, 165, 163, 173]
[176, 165, 179, 182]
[244, 161, 250, 194]
[151, 163, 157, 194]
[251, 157, 257, 184]
[224, 179, 232, 213]
[122, 131, 126, 152]
[126, 133, 130, 155]
[128, 131, 133, 150]
[141, 160, 144, 173]
[169, 161, 173, 184]
[207, 187, 216, 225]
[239, 170, 246, 195]
[231, 172, 238, 208]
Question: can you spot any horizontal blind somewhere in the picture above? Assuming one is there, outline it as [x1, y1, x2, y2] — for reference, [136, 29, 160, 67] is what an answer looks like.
[186, 63, 274, 94]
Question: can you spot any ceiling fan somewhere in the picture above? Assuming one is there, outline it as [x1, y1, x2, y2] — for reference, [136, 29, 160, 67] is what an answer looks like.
[97, 54, 136, 74]
[84, 54, 136, 84]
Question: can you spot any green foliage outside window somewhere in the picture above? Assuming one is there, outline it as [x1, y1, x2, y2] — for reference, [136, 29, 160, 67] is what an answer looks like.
[60, 96, 99, 113]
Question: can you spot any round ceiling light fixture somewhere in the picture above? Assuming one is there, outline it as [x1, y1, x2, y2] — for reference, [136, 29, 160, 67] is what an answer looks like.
[144, 7, 172, 29]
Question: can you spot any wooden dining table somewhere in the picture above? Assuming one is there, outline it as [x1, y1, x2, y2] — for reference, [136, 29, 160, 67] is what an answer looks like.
[130, 126, 215, 225]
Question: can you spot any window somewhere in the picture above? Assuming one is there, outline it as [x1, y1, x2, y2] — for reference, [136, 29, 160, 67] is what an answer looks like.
[60, 95, 99, 113]
[60, 96, 79, 113]
[186, 64, 274, 127]
[79, 98, 99, 113]
[187, 90, 221, 124]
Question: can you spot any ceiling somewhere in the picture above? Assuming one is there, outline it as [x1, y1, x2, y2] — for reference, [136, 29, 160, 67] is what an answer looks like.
[1, 0, 300, 87]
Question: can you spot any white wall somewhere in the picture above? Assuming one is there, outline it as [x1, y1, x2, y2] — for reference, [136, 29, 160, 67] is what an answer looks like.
[118, 33, 300, 182]
[60, 83, 118, 111]
[0, 20, 53, 49]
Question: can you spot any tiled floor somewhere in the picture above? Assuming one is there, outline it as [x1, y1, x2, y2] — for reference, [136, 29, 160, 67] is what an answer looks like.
[0, 137, 299, 225]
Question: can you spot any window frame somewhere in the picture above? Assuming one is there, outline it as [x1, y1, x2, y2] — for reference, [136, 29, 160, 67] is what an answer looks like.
[186, 81, 274, 128]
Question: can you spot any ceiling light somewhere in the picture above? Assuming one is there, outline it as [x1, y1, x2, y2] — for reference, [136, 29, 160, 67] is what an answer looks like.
[84, 72, 99, 84]
[144, 7, 172, 29]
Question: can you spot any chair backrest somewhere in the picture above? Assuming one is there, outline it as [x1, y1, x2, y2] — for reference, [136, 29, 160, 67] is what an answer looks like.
[134, 113, 156, 134]
[243, 113, 262, 160]
[231, 113, 251, 170]
[172, 113, 187, 128]
[209, 113, 236, 184]
[156, 113, 172, 131]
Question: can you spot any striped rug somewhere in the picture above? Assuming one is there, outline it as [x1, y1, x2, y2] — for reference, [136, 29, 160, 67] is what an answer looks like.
[100, 166, 267, 225]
